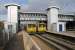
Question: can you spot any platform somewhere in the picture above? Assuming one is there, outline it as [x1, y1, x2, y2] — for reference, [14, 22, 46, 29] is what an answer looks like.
[49, 31, 75, 38]
[3, 31, 41, 50]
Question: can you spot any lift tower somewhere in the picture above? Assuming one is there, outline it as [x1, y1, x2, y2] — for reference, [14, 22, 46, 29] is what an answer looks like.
[47, 6, 59, 32]
[5, 4, 20, 34]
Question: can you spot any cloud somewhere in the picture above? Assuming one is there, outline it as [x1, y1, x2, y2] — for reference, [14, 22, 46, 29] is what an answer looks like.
[0, 0, 75, 20]
[0, 0, 75, 14]
[27, 0, 49, 11]
[0, 4, 6, 15]
[26, 0, 75, 13]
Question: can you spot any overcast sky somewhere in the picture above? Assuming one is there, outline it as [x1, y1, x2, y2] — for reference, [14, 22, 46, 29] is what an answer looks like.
[0, 0, 75, 20]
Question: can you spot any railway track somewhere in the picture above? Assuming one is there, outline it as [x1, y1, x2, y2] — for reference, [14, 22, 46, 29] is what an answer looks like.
[31, 32, 75, 50]
[46, 32, 75, 44]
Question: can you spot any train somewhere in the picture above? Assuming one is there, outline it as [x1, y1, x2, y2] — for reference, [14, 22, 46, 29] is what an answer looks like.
[26, 24, 36, 32]
[26, 23, 46, 32]
[38, 23, 46, 32]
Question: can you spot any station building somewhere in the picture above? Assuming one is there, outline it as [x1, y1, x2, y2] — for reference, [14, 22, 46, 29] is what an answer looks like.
[4, 4, 75, 33]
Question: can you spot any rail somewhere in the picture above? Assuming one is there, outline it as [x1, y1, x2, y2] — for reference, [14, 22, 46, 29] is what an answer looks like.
[33, 32, 75, 50]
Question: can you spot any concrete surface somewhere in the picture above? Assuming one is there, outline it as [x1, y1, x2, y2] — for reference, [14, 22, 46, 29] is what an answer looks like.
[31, 36, 56, 50]
[3, 31, 40, 50]
[47, 31, 75, 37]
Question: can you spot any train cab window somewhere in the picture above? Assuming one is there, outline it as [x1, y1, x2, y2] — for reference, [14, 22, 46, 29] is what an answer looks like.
[28, 24, 35, 27]
[33, 24, 35, 26]
[39, 24, 45, 27]
[28, 24, 31, 28]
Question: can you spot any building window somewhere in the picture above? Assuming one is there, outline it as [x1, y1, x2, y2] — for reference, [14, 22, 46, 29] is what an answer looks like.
[8, 25, 12, 33]
[36, 13, 37, 16]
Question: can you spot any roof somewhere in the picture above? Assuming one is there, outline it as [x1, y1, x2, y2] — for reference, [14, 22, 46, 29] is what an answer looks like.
[5, 3, 20, 9]
[46, 6, 59, 11]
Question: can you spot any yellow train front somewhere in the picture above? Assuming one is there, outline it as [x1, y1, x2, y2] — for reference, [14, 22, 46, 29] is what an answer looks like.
[27, 24, 36, 33]
[26, 23, 46, 33]
[38, 23, 46, 32]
